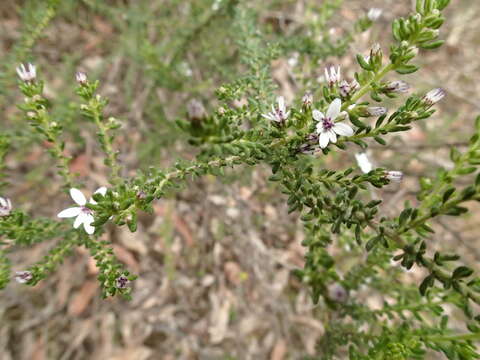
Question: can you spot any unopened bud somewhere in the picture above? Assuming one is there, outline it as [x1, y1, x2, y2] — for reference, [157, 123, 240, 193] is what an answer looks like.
[386, 171, 403, 182]
[422, 88, 445, 106]
[0, 197, 12, 216]
[302, 91, 313, 108]
[75, 71, 87, 85]
[384, 80, 410, 93]
[367, 107, 387, 117]
[15, 271, 32, 284]
[327, 283, 348, 303]
[187, 99, 206, 124]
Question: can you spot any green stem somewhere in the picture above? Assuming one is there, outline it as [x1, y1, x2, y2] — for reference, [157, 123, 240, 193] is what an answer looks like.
[342, 64, 395, 110]
[422, 332, 480, 342]
[92, 111, 121, 185]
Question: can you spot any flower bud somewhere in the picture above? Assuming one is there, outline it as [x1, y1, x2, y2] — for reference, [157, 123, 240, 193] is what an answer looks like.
[367, 107, 387, 117]
[75, 71, 88, 85]
[16, 63, 36, 82]
[0, 197, 12, 216]
[302, 91, 313, 108]
[339, 80, 351, 98]
[386, 171, 403, 182]
[15, 271, 33, 284]
[422, 88, 446, 106]
[324, 65, 341, 87]
[327, 283, 348, 303]
[187, 99, 206, 124]
[384, 80, 410, 93]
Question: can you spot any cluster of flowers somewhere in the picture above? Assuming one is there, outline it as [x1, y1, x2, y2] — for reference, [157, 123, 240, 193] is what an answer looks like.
[262, 63, 446, 180]
[9, 59, 447, 288]
[11, 64, 131, 289]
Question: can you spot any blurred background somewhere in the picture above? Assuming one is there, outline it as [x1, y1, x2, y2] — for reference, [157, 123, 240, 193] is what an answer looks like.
[1, 0, 479, 359]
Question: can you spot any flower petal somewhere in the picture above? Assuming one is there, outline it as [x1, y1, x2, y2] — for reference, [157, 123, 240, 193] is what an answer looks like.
[90, 186, 108, 204]
[319, 132, 330, 148]
[70, 188, 86, 206]
[94, 187, 107, 196]
[57, 207, 82, 218]
[355, 153, 373, 173]
[73, 213, 86, 229]
[83, 215, 95, 234]
[312, 110, 325, 122]
[277, 96, 285, 112]
[333, 122, 354, 136]
[327, 98, 341, 120]
[328, 130, 337, 143]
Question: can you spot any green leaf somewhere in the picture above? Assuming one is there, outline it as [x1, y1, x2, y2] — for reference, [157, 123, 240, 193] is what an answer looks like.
[395, 65, 419, 74]
[356, 54, 372, 71]
[419, 40, 445, 50]
[374, 136, 386, 145]
[453, 266, 474, 279]
[419, 274, 435, 296]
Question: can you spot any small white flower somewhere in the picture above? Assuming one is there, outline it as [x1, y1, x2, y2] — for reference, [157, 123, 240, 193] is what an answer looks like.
[0, 197, 12, 216]
[116, 275, 130, 289]
[16, 63, 36, 82]
[339, 80, 351, 98]
[423, 88, 446, 106]
[385, 80, 410, 93]
[262, 96, 290, 123]
[15, 271, 32, 284]
[57, 187, 107, 235]
[367, 106, 387, 117]
[288, 52, 299, 67]
[367, 8, 382, 21]
[327, 283, 348, 303]
[355, 153, 373, 173]
[302, 91, 313, 108]
[75, 71, 87, 85]
[386, 171, 403, 182]
[314, 98, 354, 148]
[324, 65, 341, 87]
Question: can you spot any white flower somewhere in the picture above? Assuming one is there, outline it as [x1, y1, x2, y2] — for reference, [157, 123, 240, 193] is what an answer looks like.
[75, 71, 87, 85]
[386, 171, 403, 182]
[327, 283, 348, 303]
[16, 63, 36, 82]
[0, 197, 12, 216]
[423, 88, 446, 106]
[57, 187, 107, 235]
[15, 271, 32, 284]
[385, 80, 410, 93]
[355, 153, 373, 173]
[116, 275, 130, 289]
[367, 8, 382, 21]
[262, 96, 290, 123]
[324, 65, 341, 87]
[314, 98, 354, 148]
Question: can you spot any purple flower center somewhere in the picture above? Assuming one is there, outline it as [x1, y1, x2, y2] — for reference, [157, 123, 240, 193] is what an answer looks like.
[322, 117, 334, 130]
[116, 275, 129, 289]
[81, 206, 93, 215]
[275, 108, 284, 120]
